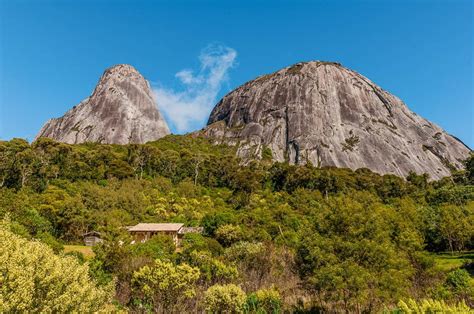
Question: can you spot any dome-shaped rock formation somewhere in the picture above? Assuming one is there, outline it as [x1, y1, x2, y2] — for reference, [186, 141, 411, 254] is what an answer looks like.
[201, 61, 470, 179]
[36, 64, 170, 144]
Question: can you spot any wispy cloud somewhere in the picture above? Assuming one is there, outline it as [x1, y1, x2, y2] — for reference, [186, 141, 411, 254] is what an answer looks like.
[153, 44, 237, 133]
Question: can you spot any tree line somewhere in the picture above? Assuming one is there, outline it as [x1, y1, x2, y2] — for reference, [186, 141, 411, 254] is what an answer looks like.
[0, 136, 472, 312]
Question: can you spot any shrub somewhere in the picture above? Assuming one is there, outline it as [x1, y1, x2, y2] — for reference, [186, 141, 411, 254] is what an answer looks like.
[396, 298, 471, 313]
[36, 231, 64, 253]
[246, 287, 282, 313]
[130, 234, 175, 259]
[181, 233, 223, 256]
[0, 222, 113, 312]
[204, 284, 247, 313]
[215, 224, 242, 247]
[444, 268, 473, 302]
[132, 259, 200, 312]
[224, 242, 264, 262]
[188, 250, 238, 284]
[445, 269, 471, 293]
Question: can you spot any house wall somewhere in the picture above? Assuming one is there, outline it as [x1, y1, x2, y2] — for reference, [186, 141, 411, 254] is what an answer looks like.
[130, 231, 179, 246]
[84, 236, 102, 246]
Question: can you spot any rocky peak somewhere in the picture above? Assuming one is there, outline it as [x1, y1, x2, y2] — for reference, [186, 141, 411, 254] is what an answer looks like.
[94, 64, 150, 94]
[36, 64, 170, 144]
[201, 61, 470, 179]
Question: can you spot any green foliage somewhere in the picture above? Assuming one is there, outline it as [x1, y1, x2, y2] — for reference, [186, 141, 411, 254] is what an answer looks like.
[341, 134, 360, 152]
[186, 250, 238, 284]
[132, 259, 200, 312]
[427, 185, 474, 206]
[88, 258, 114, 287]
[406, 171, 429, 190]
[246, 287, 282, 313]
[202, 211, 235, 237]
[215, 224, 243, 247]
[224, 242, 264, 263]
[432, 252, 474, 272]
[0, 221, 113, 312]
[261, 146, 273, 161]
[465, 152, 474, 184]
[204, 284, 247, 313]
[92, 226, 133, 274]
[180, 233, 224, 256]
[295, 192, 414, 312]
[443, 269, 473, 301]
[129, 234, 175, 260]
[36, 231, 64, 253]
[395, 298, 472, 313]
[0, 136, 473, 312]
[438, 203, 474, 252]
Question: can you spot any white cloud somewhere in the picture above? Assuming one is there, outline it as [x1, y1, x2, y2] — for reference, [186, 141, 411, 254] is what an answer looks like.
[153, 44, 237, 133]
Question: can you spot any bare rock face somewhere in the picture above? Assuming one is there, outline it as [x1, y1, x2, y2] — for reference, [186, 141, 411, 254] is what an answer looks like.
[201, 61, 470, 179]
[36, 64, 170, 144]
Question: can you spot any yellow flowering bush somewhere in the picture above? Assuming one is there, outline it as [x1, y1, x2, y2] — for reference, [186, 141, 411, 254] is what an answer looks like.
[132, 259, 200, 312]
[0, 223, 114, 313]
[254, 287, 282, 313]
[204, 284, 247, 313]
[396, 298, 472, 313]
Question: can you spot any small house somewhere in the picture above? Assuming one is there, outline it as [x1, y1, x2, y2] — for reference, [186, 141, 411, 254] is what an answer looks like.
[83, 231, 103, 246]
[127, 223, 203, 246]
[127, 223, 184, 246]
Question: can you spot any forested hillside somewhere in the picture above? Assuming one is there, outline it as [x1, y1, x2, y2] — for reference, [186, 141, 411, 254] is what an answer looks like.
[0, 136, 473, 313]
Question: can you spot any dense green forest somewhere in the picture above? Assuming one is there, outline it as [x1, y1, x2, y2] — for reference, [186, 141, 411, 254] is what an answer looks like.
[1, 136, 473, 313]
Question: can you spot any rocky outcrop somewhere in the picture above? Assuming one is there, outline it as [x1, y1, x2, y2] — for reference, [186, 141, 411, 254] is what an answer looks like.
[200, 61, 470, 179]
[36, 64, 170, 144]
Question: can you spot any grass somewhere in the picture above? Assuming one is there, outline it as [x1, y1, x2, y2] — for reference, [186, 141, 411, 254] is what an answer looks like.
[433, 251, 474, 281]
[64, 245, 95, 259]
[432, 251, 473, 272]
[432, 251, 474, 286]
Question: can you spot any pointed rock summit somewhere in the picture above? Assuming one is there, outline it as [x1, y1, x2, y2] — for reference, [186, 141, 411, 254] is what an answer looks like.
[36, 64, 170, 144]
[201, 61, 470, 179]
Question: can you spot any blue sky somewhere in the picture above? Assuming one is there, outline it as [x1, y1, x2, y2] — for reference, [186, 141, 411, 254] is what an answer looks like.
[0, 0, 472, 147]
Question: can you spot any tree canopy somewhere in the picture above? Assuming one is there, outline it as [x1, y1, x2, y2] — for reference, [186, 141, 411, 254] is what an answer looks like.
[0, 136, 473, 312]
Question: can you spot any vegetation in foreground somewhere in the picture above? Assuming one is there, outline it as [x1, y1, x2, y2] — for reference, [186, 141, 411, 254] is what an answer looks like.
[0, 136, 473, 313]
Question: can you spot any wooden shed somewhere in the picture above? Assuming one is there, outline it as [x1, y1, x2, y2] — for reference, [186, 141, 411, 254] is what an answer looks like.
[83, 231, 103, 246]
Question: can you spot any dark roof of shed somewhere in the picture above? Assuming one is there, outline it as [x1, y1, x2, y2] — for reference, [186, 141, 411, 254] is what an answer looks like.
[83, 231, 101, 237]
